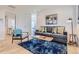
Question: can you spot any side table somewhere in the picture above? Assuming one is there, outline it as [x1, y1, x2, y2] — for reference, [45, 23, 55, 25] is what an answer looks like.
[68, 34, 78, 46]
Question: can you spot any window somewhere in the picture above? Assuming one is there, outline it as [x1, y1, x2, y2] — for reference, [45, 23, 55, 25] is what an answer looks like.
[31, 13, 37, 36]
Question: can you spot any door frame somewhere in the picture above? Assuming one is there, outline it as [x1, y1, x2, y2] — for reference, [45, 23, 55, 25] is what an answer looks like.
[5, 12, 16, 35]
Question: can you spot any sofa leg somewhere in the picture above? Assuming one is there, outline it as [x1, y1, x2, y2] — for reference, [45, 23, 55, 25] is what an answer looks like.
[21, 39, 22, 43]
[28, 37, 29, 40]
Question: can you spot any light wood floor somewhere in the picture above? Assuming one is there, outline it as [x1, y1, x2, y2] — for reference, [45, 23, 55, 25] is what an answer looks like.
[0, 35, 32, 54]
[0, 35, 79, 54]
[68, 45, 79, 54]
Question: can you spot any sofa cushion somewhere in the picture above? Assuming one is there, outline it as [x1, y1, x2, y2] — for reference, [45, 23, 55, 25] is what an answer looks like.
[52, 27, 57, 34]
[51, 34, 67, 45]
[57, 27, 65, 34]
[52, 38, 67, 45]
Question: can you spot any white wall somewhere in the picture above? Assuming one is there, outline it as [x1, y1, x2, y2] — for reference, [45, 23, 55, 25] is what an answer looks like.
[0, 10, 6, 40]
[37, 6, 76, 34]
[76, 6, 79, 38]
[0, 8, 16, 40]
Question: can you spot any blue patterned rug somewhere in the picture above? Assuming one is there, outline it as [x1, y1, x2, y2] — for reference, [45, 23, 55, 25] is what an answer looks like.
[19, 39, 67, 54]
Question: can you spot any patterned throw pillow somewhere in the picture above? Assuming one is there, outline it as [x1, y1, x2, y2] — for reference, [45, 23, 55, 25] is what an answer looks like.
[57, 27, 65, 34]
[52, 27, 57, 33]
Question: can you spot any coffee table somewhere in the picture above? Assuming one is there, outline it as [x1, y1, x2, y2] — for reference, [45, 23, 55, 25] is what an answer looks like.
[33, 35, 53, 41]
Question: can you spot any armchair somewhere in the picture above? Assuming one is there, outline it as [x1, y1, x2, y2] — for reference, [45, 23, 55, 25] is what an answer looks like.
[12, 29, 29, 43]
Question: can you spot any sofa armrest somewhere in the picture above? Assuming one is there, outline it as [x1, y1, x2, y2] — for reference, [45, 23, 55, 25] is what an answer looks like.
[63, 32, 67, 35]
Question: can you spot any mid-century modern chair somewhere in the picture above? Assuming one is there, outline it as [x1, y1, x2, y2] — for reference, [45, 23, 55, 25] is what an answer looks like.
[12, 29, 29, 43]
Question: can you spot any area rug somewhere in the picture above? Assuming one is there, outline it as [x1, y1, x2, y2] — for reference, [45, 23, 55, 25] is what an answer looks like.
[18, 39, 67, 54]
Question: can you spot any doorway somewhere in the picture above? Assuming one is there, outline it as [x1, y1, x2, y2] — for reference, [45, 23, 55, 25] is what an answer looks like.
[5, 13, 16, 35]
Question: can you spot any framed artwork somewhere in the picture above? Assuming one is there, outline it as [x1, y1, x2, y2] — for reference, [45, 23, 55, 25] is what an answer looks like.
[46, 14, 57, 25]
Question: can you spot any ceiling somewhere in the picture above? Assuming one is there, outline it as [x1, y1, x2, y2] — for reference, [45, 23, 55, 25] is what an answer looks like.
[15, 5, 74, 13]
[0, 5, 74, 13]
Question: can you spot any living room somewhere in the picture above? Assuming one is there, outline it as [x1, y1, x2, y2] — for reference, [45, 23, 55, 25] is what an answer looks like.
[0, 5, 79, 54]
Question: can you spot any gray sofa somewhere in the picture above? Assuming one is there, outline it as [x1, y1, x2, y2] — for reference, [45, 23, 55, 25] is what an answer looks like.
[35, 26, 67, 45]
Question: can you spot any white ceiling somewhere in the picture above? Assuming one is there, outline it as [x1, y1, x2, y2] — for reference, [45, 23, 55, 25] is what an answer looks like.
[0, 5, 7, 10]
[15, 5, 75, 15]
[0, 5, 74, 13]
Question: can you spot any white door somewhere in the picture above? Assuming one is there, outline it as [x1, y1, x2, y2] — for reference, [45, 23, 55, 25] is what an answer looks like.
[0, 19, 4, 39]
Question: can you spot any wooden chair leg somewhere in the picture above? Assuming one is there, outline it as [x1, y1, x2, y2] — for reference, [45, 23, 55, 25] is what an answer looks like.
[69, 35, 71, 43]
[21, 39, 22, 43]
[12, 38, 13, 44]
[28, 36, 29, 40]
